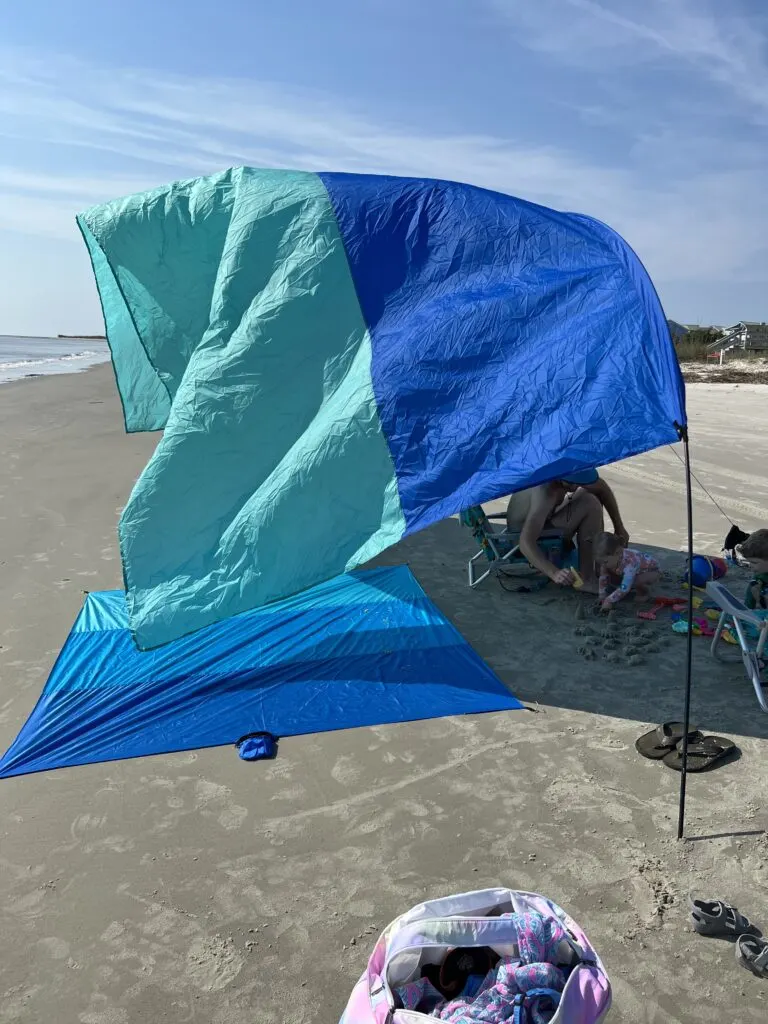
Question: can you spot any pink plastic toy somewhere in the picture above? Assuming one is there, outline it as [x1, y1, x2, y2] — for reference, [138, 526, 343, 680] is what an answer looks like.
[637, 597, 686, 621]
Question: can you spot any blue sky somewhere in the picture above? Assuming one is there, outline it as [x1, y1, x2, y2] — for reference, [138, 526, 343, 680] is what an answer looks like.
[2, 0, 767, 334]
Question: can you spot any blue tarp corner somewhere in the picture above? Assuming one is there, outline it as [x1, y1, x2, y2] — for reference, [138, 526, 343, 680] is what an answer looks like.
[0, 566, 520, 778]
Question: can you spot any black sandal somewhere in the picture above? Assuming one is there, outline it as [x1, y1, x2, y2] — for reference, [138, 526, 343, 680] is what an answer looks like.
[635, 722, 701, 760]
[690, 898, 760, 939]
[663, 735, 735, 773]
[737, 934, 768, 977]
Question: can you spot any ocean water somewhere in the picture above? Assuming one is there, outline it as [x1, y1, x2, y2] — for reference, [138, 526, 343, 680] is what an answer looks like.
[0, 335, 111, 385]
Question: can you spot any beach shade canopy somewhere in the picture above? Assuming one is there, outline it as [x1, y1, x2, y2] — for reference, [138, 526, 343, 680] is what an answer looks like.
[78, 168, 686, 649]
[0, 566, 520, 779]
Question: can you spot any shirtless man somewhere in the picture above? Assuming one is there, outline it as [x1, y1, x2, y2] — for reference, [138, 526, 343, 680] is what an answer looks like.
[505, 469, 629, 593]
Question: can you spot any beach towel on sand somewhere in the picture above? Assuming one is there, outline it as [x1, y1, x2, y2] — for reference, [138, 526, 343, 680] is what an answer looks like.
[79, 167, 685, 649]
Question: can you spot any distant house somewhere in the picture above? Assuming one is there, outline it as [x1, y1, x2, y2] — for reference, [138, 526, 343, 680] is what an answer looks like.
[667, 320, 688, 340]
[707, 321, 768, 354]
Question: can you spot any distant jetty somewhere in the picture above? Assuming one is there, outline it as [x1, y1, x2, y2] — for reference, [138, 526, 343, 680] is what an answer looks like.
[58, 334, 106, 340]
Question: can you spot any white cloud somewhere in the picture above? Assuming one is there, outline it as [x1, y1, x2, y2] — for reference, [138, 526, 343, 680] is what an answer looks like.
[491, 0, 768, 118]
[0, 36, 766, 333]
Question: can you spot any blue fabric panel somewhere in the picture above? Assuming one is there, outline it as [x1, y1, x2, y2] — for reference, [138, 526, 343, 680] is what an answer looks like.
[319, 173, 686, 533]
[0, 566, 520, 778]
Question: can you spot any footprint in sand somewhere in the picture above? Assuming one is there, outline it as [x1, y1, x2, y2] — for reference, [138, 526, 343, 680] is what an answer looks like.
[218, 805, 248, 831]
[6, 888, 48, 917]
[331, 755, 362, 786]
[193, 780, 248, 831]
[186, 936, 244, 991]
[269, 785, 307, 803]
[400, 800, 431, 818]
[577, 645, 597, 661]
[100, 921, 126, 943]
[70, 813, 109, 840]
[357, 819, 384, 835]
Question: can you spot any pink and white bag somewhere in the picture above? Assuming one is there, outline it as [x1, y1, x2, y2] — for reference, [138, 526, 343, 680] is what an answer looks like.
[339, 887, 611, 1024]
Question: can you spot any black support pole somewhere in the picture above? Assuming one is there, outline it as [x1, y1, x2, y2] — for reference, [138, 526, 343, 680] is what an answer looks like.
[675, 422, 695, 840]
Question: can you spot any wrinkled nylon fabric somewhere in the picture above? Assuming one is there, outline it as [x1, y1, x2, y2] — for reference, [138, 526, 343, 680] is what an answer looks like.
[0, 567, 521, 778]
[78, 218, 170, 432]
[79, 168, 405, 649]
[319, 173, 686, 532]
[79, 167, 685, 648]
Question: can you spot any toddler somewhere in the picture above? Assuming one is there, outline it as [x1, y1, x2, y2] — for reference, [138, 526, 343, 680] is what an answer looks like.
[595, 532, 660, 610]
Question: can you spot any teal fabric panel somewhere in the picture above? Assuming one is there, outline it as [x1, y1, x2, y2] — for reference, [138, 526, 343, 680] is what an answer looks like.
[77, 218, 171, 432]
[79, 168, 255, 408]
[79, 168, 405, 650]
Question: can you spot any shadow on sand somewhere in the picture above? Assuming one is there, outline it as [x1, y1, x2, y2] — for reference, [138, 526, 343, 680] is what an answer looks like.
[371, 517, 768, 742]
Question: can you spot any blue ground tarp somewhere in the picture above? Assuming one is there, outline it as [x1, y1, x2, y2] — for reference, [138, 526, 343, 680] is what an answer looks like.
[79, 168, 686, 649]
[0, 566, 520, 778]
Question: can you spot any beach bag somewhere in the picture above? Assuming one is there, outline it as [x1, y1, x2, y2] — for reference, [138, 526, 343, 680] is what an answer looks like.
[339, 887, 611, 1024]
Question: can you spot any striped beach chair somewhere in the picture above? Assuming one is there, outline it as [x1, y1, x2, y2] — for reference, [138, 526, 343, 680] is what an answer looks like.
[707, 580, 768, 712]
[460, 505, 564, 588]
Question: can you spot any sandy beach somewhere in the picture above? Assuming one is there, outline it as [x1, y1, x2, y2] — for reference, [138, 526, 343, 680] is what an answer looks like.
[1, 365, 767, 1024]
